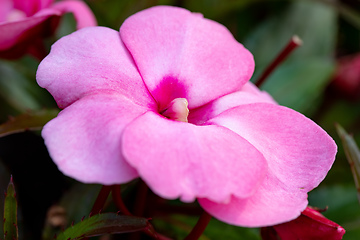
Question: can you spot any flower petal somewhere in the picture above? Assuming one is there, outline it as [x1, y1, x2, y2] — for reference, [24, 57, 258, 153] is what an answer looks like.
[0, 11, 59, 51]
[121, 111, 267, 203]
[189, 82, 277, 125]
[51, 0, 96, 29]
[120, 6, 254, 109]
[42, 93, 149, 184]
[37, 26, 155, 109]
[200, 102, 337, 227]
[209, 103, 337, 191]
[273, 207, 346, 240]
[0, 0, 13, 22]
[13, 0, 53, 16]
[199, 173, 308, 227]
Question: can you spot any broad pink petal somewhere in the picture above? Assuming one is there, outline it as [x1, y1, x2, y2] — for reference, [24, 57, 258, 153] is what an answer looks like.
[121, 111, 267, 203]
[42, 93, 149, 184]
[199, 173, 309, 227]
[200, 103, 336, 227]
[189, 82, 277, 125]
[51, 0, 96, 29]
[120, 6, 254, 109]
[37, 26, 155, 109]
[209, 103, 337, 191]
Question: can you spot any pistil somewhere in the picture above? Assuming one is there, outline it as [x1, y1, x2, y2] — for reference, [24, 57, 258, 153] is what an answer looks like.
[161, 98, 190, 122]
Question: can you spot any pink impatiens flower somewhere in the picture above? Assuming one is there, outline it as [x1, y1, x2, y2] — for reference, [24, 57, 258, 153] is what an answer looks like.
[36, 6, 337, 227]
[0, 0, 96, 59]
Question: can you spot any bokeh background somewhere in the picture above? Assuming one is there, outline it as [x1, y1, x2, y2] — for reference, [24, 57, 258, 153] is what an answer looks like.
[0, 0, 360, 239]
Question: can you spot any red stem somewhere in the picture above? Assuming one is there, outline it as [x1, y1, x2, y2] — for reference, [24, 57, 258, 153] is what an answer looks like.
[255, 35, 303, 88]
[184, 211, 212, 240]
[133, 180, 149, 216]
[27, 38, 49, 61]
[112, 185, 132, 216]
[90, 185, 111, 216]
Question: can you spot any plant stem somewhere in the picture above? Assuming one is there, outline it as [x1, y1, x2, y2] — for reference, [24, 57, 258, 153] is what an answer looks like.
[133, 180, 149, 217]
[184, 211, 212, 240]
[255, 35, 303, 88]
[90, 185, 111, 216]
[112, 185, 132, 215]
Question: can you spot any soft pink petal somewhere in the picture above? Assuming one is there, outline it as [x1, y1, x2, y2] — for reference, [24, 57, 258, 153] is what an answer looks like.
[0, 10, 60, 50]
[189, 82, 277, 125]
[121, 111, 267, 203]
[199, 173, 309, 227]
[0, 0, 13, 22]
[42, 93, 150, 184]
[13, 0, 54, 16]
[200, 103, 336, 227]
[51, 0, 96, 29]
[37, 26, 155, 109]
[210, 103, 337, 191]
[120, 6, 254, 109]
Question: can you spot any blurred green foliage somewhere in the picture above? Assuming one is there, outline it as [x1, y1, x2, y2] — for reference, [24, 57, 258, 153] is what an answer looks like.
[0, 0, 360, 239]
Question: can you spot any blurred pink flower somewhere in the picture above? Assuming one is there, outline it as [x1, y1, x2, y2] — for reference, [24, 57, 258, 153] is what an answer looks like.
[261, 206, 345, 240]
[0, 0, 96, 59]
[332, 53, 360, 101]
[36, 6, 337, 227]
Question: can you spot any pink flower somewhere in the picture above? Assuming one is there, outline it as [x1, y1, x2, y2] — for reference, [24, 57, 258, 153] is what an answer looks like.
[36, 6, 337, 227]
[0, 0, 96, 59]
[332, 53, 360, 101]
[261, 207, 345, 240]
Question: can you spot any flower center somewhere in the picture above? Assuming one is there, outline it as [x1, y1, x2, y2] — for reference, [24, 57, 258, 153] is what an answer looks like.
[160, 98, 189, 122]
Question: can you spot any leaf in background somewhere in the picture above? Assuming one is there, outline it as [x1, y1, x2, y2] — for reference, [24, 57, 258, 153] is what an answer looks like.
[3, 177, 18, 240]
[42, 184, 102, 240]
[261, 59, 334, 114]
[318, 0, 360, 30]
[153, 215, 260, 240]
[335, 124, 360, 204]
[55, 213, 149, 240]
[245, 0, 336, 73]
[183, 0, 253, 18]
[244, 1, 336, 115]
[0, 109, 59, 138]
[0, 161, 11, 237]
[0, 60, 45, 112]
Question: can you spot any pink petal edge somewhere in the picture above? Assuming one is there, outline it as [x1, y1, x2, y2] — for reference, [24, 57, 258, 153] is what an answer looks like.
[121, 111, 267, 203]
[120, 5, 254, 109]
[51, 0, 97, 29]
[209, 103, 337, 192]
[37, 26, 155, 109]
[42, 93, 149, 184]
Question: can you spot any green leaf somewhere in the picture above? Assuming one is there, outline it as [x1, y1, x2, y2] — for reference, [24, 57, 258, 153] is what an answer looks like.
[318, 0, 360, 30]
[261, 58, 334, 114]
[153, 214, 260, 240]
[42, 184, 103, 240]
[245, 0, 336, 74]
[0, 60, 43, 112]
[3, 177, 18, 240]
[0, 162, 11, 237]
[0, 109, 59, 138]
[244, 1, 337, 115]
[184, 0, 253, 18]
[335, 124, 360, 205]
[55, 213, 150, 240]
